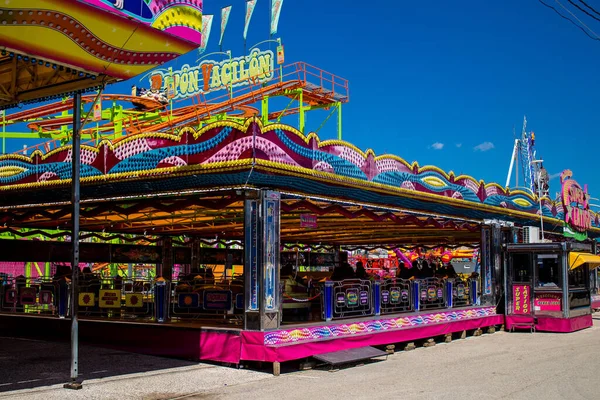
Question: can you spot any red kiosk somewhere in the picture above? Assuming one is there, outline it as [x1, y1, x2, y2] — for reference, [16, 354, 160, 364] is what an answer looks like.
[505, 170, 600, 332]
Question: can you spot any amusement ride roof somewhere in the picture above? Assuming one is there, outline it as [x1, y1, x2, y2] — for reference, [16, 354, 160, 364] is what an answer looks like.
[0, 0, 202, 109]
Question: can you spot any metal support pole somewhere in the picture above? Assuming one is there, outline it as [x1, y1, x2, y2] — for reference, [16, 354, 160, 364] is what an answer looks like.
[64, 92, 82, 390]
[2, 110, 5, 154]
[337, 102, 342, 140]
[228, 50, 233, 99]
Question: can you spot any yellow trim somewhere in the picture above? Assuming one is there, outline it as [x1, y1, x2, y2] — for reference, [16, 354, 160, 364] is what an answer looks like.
[0, 116, 598, 233]
[0, 166, 26, 177]
[252, 160, 583, 230]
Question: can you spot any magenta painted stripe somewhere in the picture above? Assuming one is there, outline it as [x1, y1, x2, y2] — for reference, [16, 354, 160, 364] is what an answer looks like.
[245, 315, 504, 363]
[163, 26, 201, 44]
[265, 306, 497, 346]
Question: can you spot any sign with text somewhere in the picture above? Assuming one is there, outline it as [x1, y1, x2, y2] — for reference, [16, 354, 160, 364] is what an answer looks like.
[561, 170, 591, 235]
[93, 102, 102, 122]
[300, 214, 317, 229]
[512, 284, 530, 315]
[147, 49, 275, 100]
[277, 44, 285, 65]
[203, 290, 232, 310]
[534, 292, 562, 312]
[99, 289, 121, 308]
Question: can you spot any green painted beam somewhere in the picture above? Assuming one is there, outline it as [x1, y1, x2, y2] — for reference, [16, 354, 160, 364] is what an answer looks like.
[262, 96, 269, 125]
[299, 89, 305, 134]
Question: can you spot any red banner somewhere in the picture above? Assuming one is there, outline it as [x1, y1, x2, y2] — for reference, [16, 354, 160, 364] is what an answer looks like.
[512, 284, 531, 315]
[300, 214, 317, 228]
[534, 293, 562, 312]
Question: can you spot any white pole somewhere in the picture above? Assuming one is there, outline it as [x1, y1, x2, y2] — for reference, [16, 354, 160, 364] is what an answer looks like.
[505, 139, 519, 188]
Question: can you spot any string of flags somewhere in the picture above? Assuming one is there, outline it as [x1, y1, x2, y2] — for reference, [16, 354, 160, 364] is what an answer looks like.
[199, 0, 284, 54]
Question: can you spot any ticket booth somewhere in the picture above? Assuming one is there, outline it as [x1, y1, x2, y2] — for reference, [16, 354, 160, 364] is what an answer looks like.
[504, 242, 599, 332]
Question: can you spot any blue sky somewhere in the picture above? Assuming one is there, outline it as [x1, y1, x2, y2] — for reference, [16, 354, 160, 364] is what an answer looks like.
[11, 1, 600, 203]
[201, 0, 600, 201]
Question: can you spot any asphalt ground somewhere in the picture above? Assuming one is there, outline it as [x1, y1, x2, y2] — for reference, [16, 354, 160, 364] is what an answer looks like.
[2, 314, 600, 399]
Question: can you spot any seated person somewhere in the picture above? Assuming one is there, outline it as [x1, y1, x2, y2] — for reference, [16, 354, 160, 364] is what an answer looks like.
[330, 262, 355, 281]
[396, 261, 413, 280]
[355, 261, 369, 280]
[436, 262, 457, 279]
[413, 260, 433, 280]
[280, 264, 309, 314]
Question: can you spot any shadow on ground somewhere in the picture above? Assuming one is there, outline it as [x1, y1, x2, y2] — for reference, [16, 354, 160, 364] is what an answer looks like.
[0, 337, 198, 393]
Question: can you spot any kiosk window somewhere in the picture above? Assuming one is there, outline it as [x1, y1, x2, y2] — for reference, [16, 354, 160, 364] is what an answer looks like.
[535, 254, 561, 288]
[511, 253, 531, 282]
[569, 266, 588, 289]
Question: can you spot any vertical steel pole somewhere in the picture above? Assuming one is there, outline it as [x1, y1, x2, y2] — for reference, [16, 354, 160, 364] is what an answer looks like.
[337, 102, 342, 140]
[2, 110, 5, 154]
[65, 92, 82, 389]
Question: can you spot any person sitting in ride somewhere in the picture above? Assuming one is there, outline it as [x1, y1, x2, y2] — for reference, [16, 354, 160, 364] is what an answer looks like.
[330, 262, 355, 281]
[414, 259, 434, 280]
[355, 261, 369, 280]
[396, 261, 413, 280]
[280, 263, 309, 317]
[281, 264, 306, 290]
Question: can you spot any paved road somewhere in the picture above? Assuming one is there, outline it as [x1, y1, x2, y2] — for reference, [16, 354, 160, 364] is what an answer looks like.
[2, 315, 600, 399]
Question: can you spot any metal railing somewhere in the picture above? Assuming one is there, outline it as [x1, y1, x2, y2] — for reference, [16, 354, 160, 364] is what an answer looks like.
[323, 279, 373, 320]
[0, 276, 67, 316]
[415, 277, 447, 311]
[1, 274, 482, 324]
[451, 277, 472, 308]
[380, 278, 413, 314]
[76, 277, 155, 319]
[170, 278, 244, 322]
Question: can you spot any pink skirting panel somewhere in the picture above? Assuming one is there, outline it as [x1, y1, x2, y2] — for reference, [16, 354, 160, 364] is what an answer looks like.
[263, 315, 503, 363]
[535, 314, 592, 332]
[505, 314, 592, 333]
[240, 307, 503, 363]
[199, 329, 242, 364]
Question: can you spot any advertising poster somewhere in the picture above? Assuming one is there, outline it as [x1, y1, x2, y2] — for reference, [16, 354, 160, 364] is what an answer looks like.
[263, 192, 279, 312]
[534, 293, 561, 312]
[244, 200, 259, 310]
[512, 284, 531, 315]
